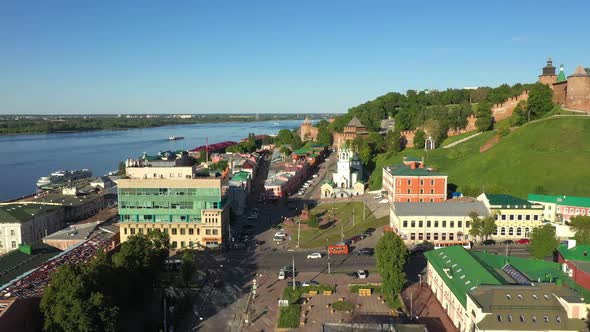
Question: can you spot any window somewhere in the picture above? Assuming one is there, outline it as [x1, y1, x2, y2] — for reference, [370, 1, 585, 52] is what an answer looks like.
[449, 233, 454, 240]
[171, 241, 177, 248]
[556, 316, 561, 323]
[420, 179, 424, 185]
[506, 294, 512, 299]
[532, 316, 537, 322]
[189, 228, 194, 235]
[410, 233, 415, 240]
[138, 228, 143, 235]
[516, 228, 522, 236]
[427, 220, 431, 227]
[130, 228, 136, 235]
[450, 221, 454, 228]
[500, 227, 506, 235]
[532, 294, 538, 299]
[172, 228, 177, 235]
[509, 215, 515, 220]
[458, 220, 462, 228]
[433, 233, 439, 240]
[508, 227, 514, 236]
[507, 315, 512, 322]
[419, 220, 423, 227]
[10, 230, 15, 236]
[543, 316, 549, 323]
[501, 214, 506, 220]
[411, 221, 416, 228]
[124, 228, 128, 235]
[441, 233, 446, 241]
[11, 241, 17, 248]
[517, 215, 522, 220]
[206, 229, 211, 235]
[407, 179, 411, 185]
[430, 189, 434, 194]
[420, 189, 424, 194]
[520, 315, 525, 322]
[419, 198, 423, 202]
[403, 221, 408, 227]
[431, 179, 434, 185]
[534, 215, 539, 220]
[430, 199, 434, 202]
[525, 215, 530, 220]
[197, 228, 200, 235]
[418, 233, 423, 240]
[180, 228, 186, 235]
[434, 221, 439, 228]
[442, 221, 446, 228]
[426, 233, 431, 240]
[466, 221, 470, 228]
[213, 229, 218, 235]
[497, 315, 502, 322]
[517, 294, 523, 299]
[407, 189, 411, 194]
[181, 241, 186, 248]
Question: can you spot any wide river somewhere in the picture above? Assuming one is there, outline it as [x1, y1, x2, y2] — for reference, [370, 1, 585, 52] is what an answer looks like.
[0, 119, 303, 201]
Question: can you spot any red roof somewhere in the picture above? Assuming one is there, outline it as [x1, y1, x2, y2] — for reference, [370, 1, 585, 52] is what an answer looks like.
[189, 141, 237, 152]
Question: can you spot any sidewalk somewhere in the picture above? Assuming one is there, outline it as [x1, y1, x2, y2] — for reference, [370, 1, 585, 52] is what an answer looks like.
[401, 283, 458, 332]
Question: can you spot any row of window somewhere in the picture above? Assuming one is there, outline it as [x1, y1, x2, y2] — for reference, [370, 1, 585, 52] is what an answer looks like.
[409, 232, 465, 241]
[119, 201, 220, 209]
[403, 220, 470, 229]
[558, 207, 589, 216]
[123, 227, 219, 236]
[494, 227, 530, 236]
[496, 214, 539, 221]
[497, 314, 558, 323]
[398, 188, 438, 194]
[398, 179, 438, 186]
[119, 188, 220, 197]
[0, 229, 17, 236]
[121, 215, 202, 222]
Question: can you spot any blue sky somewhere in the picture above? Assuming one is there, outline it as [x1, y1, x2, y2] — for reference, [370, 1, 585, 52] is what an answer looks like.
[1, 0, 588, 114]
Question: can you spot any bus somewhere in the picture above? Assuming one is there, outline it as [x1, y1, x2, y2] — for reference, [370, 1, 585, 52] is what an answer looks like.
[328, 245, 349, 255]
[434, 241, 472, 250]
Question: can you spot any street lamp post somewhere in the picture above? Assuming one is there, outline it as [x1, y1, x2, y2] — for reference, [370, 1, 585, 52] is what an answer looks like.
[297, 220, 301, 248]
[418, 274, 422, 288]
[326, 238, 331, 274]
[292, 256, 296, 291]
[352, 208, 355, 228]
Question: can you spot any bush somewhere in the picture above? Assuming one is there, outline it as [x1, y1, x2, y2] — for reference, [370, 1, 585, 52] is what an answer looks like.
[332, 300, 354, 312]
[278, 305, 301, 328]
[308, 214, 319, 228]
[496, 127, 510, 137]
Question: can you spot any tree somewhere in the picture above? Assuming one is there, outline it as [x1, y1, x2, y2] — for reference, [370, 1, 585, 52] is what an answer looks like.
[210, 160, 229, 172]
[413, 129, 426, 149]
[468, 212, 483, 241]
[181, 250, 195, 286]
[41, 265, 119, 332]
[307, 214, 319, 228]
[528, 224, 559, 259]
[386, 130, 403, 152]
[511, 100, 528, 126]
[570, 216, 590, 245]
[481, 215, 498, 240]
[280, 146, 292, 158]
[526, 83, 554, 120]
[475, 101, 493, 131]
[376, 232, 408, 306]
[317, 125, 332, 146]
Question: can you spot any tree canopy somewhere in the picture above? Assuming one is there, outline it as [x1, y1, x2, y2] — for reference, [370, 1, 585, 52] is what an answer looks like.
[528, 224, 559, 259]
[376, 232, 408, 307]
[570, 216, 590, 245]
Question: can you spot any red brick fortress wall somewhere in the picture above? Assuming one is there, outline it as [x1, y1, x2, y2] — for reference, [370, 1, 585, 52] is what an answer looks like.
[491, 90, 529, 122]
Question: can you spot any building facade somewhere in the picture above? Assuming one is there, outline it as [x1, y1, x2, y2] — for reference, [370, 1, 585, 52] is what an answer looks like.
[382, 157, 447, 203]
[477, 193, 544, 239]
[332, 116, 369, 149]
[528, 194, 590, 223]
[557, 240, 590, 292]
[321, 142, 365, 198]
[117, 178, 228, 250]
[389, 201, 489, 244]
[297, 116, 318, 141]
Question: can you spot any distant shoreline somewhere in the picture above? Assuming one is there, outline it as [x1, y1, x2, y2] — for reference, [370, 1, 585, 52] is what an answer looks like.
[0, 115, 326, 137]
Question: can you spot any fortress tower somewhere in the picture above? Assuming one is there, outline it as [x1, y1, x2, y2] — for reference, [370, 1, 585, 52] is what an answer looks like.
[538, 57, 557, 86]
[566, 66, 590, 112]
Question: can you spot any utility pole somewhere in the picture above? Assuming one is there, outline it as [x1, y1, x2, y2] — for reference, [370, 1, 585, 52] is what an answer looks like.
[341, 223, 344, 244]
[326, 238, 331, 274]
[352, 208, 355, 228]
[297, 220, 301, 248]
[410, 292, 413, 320]
[292, 256, 296, 291]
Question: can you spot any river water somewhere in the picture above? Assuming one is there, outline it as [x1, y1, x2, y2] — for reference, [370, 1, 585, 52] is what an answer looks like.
[0, 119, 302, 201]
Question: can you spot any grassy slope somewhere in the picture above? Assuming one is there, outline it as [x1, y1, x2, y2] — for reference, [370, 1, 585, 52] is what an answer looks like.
[370, 117, 590, 198]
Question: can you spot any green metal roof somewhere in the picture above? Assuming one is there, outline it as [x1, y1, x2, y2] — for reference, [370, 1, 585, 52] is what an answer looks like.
[424, 246, 503, 307]
[231, 171, 250, 182]
[385, 164, 445, 177]
[557, 67, 567, 83]
[0, 204, 59, 224]
[471, 251, 563, 282]
[293, 148, 311, 155]
[485, 193, 537, 208]
[309, 153, 319, 158]
[528, 194, 590, 208]
[557, 244, 590, 262]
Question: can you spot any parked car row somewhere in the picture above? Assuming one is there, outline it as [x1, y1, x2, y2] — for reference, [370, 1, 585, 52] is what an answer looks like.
[346, 270, 368, 279]
[337, 228, 375, 246]
[480, 238, 530, 246]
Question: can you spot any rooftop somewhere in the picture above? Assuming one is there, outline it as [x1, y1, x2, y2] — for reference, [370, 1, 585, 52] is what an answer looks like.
[528, 194, 590, 208]
[392, 201, 489, 217]
[346, 116, 365, 128]
[482, 193, 540, 209]
[34, 191, 102, 207]
[384, 164, 445, 177]
[424, 246, 503, 307]
[0, 204, 60, 224]
[42, 222, 99, 242]
[0, 243, 61, 286]
[229, 171, 251, 183]
[557, 243, 590, 262]
[469, 284, 586, 331]
[470, 251, 563, 283]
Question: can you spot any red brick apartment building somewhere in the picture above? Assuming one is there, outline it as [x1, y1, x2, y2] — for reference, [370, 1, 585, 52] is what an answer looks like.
[382, 157, 447, 203]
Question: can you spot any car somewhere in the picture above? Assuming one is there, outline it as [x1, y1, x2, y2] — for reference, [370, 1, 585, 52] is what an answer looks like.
[481, 239, 496, 246]
[255, 240, 265, 246]
[349, 236, 361, 243]
[357, 270, 367, 279]
[307, 253, 322, 259]
[302, 184, 310, 188]
[516, 238, 530, 245]
[278, 270, 286, 280]
[302, 280, 320, 287]
[233, 242, 247, 249]
[213, 279, 224, 288]
[312, 174, 319, 178]
[273, 236, 285, 242]
[346, 272, 358, 279]
[502, 239, 514, 245]
[274, 231, 287, 238]
[365, 228, 376, 233]
[356, 248, 374, 256]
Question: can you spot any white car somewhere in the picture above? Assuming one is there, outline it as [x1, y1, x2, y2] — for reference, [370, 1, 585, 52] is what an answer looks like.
[312, 174, 319, 178]
[274, 231, 287, 238]
[307, 253, 322, 259]
[273, 236, 285, 242]
[278, 270, 286, 280]
[302, 184, 310, 188]
[357, 270, 367, 279]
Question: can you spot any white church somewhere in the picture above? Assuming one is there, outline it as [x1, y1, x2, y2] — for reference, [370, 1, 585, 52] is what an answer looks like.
[321, 141, 366, 198]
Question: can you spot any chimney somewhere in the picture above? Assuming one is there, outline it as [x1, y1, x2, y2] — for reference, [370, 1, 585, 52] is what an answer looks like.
[418, 163, 424, 169]
[410, 163, 416, 170]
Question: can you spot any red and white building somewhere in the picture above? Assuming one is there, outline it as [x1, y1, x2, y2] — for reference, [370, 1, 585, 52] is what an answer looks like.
[382, 157, 447, 203]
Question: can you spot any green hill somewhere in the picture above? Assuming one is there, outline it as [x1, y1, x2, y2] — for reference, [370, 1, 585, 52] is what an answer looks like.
[370, 117, 590, 198]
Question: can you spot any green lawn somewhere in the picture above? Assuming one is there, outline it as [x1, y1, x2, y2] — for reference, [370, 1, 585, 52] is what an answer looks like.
[369, 117, 590, 198]
[289, 201, 388, 248]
